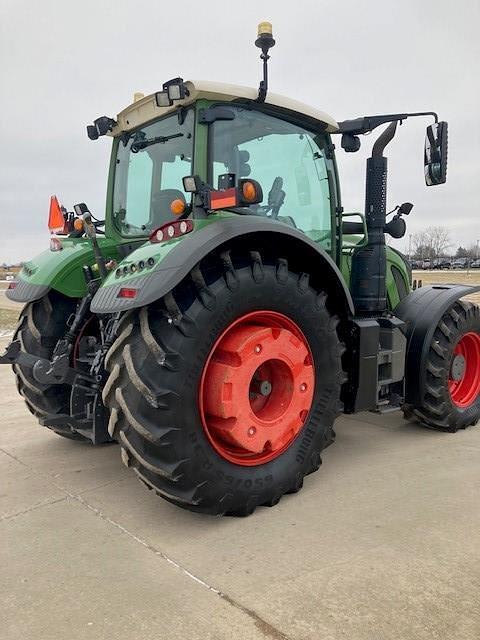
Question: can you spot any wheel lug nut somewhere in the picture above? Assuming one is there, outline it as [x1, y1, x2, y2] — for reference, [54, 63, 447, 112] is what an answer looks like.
[248, 426, 257, 437]
[254, 344, 262, 354]
[300, 383, 307, 392]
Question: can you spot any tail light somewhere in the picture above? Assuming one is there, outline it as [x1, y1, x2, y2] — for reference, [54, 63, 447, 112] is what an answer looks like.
[117, 287, 138, 299]
[150, 219, 193, 244]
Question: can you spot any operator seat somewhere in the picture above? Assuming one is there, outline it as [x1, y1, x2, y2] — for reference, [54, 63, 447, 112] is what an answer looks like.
[151, 189, 186, 226]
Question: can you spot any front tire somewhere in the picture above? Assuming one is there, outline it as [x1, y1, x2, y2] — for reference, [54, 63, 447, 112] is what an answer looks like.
[404, 300, 480, 431]
[103, 252, 345, 515]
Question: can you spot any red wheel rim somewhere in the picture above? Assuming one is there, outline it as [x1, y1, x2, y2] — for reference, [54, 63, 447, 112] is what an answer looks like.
[448, 332, 480, 408]
[199, 311, 315, 466]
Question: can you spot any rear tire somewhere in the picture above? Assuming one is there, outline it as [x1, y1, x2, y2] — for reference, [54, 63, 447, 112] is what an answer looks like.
[404, 300, 480, 431]
[103, 252, 345, 515]
[13, 292, 89, 442]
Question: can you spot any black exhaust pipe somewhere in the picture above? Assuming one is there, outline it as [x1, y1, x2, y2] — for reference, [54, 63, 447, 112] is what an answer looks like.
[350, 121, 398, 316]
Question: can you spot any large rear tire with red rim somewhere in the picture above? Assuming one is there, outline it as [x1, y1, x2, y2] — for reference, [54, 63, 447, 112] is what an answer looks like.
[103, 251, 345, 516]
[405, 300, 480, 431]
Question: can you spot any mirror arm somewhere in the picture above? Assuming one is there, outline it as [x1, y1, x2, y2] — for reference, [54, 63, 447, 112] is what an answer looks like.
[338, 111, 438, 136]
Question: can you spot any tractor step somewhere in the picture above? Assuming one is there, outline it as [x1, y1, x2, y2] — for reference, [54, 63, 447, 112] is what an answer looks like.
[377, 403, 402, 414]
[40, 412, 92, 430]
[39, 407, 112, 445]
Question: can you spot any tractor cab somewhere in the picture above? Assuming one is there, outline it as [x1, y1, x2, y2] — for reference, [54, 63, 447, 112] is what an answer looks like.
[103, 78, 341, 261]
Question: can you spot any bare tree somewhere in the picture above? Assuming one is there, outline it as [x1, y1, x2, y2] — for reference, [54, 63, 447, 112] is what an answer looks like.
[412, 226, 451, 260]
[456, 243, 480, 259]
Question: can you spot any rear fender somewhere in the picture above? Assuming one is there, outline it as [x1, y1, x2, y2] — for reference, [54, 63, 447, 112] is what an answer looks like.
[90, 216, 354, 317]
[394, 284, 480, 406]
[6, 238, 120, 303]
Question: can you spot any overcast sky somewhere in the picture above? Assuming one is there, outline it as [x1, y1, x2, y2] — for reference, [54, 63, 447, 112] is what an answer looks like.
[1, 0, 479, 263]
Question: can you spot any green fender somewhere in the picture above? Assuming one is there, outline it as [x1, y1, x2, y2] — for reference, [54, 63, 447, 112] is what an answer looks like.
[7, 237, 121, 302]
[91, 214, 355, 315]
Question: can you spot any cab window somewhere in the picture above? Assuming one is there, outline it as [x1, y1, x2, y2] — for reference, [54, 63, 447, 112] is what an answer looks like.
[210, 108, 333, 250]
[113, 109, 194, 236]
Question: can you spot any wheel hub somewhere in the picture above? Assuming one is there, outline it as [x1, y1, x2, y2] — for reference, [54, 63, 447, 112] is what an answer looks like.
[199, 311, 315, 466]
[450, 354, 466, 381]
[448, 332, 480, 408]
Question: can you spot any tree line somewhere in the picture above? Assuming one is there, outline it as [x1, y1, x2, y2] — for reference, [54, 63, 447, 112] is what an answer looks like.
[409, 227, 480, 260]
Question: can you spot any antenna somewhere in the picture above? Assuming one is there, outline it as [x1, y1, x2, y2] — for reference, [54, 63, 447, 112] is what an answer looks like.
[255, 22, 275, 103]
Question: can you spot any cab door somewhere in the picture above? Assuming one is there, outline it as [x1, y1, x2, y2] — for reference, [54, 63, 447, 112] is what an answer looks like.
[209, 106, 336, 255]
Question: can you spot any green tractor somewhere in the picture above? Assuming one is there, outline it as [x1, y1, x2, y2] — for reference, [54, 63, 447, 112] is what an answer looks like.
[2, 24, 479, 515]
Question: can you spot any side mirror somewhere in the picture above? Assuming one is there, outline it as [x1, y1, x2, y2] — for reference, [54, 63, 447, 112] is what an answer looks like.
[86, 116, 116, 140]
[424, 121, 448, 185]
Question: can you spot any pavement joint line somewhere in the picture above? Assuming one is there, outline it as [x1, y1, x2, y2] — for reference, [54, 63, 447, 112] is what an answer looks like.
[1, 496, 68, 522]
[0, 444, 291, 640]
[67, 492, 292, 640]
[76, 477, 129, 495]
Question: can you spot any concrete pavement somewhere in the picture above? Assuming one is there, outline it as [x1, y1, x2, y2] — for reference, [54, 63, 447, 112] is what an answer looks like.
[1, 354, 479, 640]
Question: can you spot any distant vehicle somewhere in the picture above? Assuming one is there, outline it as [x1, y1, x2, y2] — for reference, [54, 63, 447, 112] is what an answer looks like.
[432, 258, 451, 269]
[452, 258, 468, 269]
[422, 259, 432, 269]
[5, 273, 14, 281]
[471, 259, 480, 268]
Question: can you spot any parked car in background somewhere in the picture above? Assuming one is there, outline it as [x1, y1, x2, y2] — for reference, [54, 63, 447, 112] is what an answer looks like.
[433, 258, 452, 269]
[452, 258, 468, 269]
[422, 259, 432, 269]
[471, 259, 480, 268]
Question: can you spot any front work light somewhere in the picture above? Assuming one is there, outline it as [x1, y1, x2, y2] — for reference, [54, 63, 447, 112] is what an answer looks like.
[182, 175, 202, 193]
[164, 77, 188, 100]
[167, 84, 182, 100]
[155, 91, 172, 107]
[155, 78, 189, 108]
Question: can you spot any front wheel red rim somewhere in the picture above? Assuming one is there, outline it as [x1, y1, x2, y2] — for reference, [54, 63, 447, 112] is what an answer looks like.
[199, 311, 315, 466]
[448, 332, 480, 408]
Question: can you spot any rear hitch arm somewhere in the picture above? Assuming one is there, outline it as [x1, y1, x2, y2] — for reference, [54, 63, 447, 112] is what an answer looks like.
[0, 339, 95, 386]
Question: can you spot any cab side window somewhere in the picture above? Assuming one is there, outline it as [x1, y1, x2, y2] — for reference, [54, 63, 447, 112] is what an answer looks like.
[211, 108, 333, 250]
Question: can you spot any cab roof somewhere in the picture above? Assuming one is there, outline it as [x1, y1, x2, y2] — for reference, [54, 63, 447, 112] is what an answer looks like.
[111, 80, 339, 135]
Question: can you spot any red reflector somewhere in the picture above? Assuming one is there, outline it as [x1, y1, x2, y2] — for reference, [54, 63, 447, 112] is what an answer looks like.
[209, 188, 237, 210]
[8, 282, 17, 290]
[117, 287, 137, 299]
